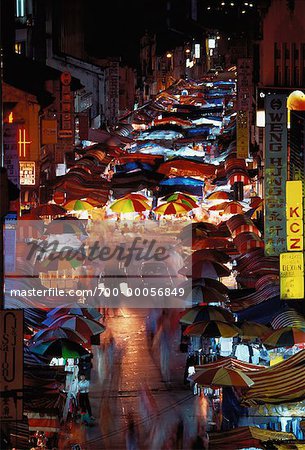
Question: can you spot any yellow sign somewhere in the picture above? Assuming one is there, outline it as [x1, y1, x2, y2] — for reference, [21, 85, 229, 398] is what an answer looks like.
[42, 119, 58, 144]
[286, 180, 303, 251]
[280, 252, 304, 299]
[236, 110, 249, 159]
[20, 161, 35, 185]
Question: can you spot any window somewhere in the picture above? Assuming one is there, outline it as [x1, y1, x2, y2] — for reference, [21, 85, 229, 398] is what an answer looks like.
[16, 0, 25, 17]
[15, 41, 25, 55]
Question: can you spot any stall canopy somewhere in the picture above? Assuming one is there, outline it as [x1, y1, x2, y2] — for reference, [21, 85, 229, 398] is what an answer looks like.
[242, 350, 305, 406]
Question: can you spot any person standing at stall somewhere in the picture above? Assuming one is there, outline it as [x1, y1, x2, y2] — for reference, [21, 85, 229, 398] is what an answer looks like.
[78, 374, 93, 418]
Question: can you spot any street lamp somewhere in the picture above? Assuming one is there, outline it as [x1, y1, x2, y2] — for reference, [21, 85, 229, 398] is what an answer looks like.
[166, 52, 173, 58]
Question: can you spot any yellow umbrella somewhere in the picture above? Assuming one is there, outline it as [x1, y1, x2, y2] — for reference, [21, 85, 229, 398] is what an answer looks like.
[110, 197, 150, 213]
[64, 200, 94, 211]
[154, 201, 192, 215]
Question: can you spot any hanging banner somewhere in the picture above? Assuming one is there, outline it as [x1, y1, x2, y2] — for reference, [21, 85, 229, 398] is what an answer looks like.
[286, 180, 303, 251]
[236, 110, 249, 159]
[264, 94, 288, 255]
[280, 252, 304, 300]
[3, 123, 19, 187]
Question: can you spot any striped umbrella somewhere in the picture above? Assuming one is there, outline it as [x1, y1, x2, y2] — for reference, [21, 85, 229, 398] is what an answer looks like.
[163, 193, 199, 208]
[180, 306, 234, 325]
[43, 315, 105, 337]
[238, 321, 271, 341]
[110, 197, 150, 213]
[154, 201, 192, 215]
[64, 200, 94, 211]
[31, 327, 88, 344]
[191, 367, 254, 388]
[263, 326, 305, 348]
[184, 320, 240, 338]
[206, 191, 232, 201]
[29, 339, 89, 358]
[124, 193, 150, 201]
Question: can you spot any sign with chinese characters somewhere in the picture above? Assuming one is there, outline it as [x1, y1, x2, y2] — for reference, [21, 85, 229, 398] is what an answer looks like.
[4, 213, 17, 273]
[280, 252, 304, 300]
[3, 123, 19, 187]
[108, 61, 119, 125]
[59, 71, 73, 138]
[236, 110, 249, 158]
[20, 161, 35, 185]
[264, 94, 288, 255]
[42, 119, 58, 144]
[0, 310, 23, 421]
[237, 58, 253, 111]
[286, 180, 303, 251]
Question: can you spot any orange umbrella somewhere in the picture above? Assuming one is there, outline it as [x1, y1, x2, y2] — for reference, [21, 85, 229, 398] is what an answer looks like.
[209, 201, 243, 212]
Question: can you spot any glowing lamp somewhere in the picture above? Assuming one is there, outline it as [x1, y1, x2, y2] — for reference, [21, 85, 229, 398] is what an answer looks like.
[287, 90, 305, 111]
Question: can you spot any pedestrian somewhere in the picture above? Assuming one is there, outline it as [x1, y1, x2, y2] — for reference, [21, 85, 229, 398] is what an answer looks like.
[78, 374, 93, 418]
[125, 413, 139, 450]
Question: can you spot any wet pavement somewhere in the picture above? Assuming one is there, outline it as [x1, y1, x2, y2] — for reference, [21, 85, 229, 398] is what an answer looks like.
[81, 308, 200, 449]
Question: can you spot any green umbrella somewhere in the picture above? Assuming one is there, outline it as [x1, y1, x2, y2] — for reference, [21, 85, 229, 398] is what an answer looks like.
[29, 338, 89, 359]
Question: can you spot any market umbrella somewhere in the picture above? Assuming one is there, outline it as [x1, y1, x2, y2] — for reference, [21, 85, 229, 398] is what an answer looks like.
[238, 321, 271, 341]
[221, 202, 245, 215]
[154, 201, 192, 215]
[262, 326, 305, 348]
[43, 315, 105, 336]
[193, 278, 229, 294]
[184, 320, 241, 338]
[31, 204, 67, 217]
[184, 285, 228, 304]
[191, 367, 254, 388]
[206, 191, 232, 201]
[46, 304, 102, 321]
[29, 339, 89, 358]
[30, 327, 88, 344]
[124, 193, 149, 201]
[110, 197, 150, 213]
[163, 193, 199, 208]
[180, 305, 234, 325]
[64, 200, 94, 211]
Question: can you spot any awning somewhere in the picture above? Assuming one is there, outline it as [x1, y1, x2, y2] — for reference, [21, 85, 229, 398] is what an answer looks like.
[242, 350, 305, 405]
[26, 413, 60, 432]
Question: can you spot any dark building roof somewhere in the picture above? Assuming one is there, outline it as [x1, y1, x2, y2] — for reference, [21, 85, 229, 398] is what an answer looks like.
[3, 54, 83, 107]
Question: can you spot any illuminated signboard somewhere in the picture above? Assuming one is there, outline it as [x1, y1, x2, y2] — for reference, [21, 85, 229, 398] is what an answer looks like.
[236, 110, 249, 159]
[264, 94, 288, 255]
[237, 58, 253, 111]
[194, 44, 200, 59]
[280, 252, 304, 300]
[286, 180, 303, 251]
[20, 161, 35, 185]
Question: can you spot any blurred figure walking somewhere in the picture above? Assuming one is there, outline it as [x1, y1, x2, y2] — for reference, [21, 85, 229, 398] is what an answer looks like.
[125, 413, 139, 450]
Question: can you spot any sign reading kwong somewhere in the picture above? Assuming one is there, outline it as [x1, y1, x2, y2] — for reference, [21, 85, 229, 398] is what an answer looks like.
[264, 94, 288, 255]
[286, 181, 303, 251]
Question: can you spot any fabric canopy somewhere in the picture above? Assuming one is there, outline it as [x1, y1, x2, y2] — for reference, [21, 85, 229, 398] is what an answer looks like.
[242, 350, 305, 406]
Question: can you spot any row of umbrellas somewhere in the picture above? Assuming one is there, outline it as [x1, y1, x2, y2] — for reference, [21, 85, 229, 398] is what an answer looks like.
[181, 305, 305, 348]
[28, 305, 105, 359]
